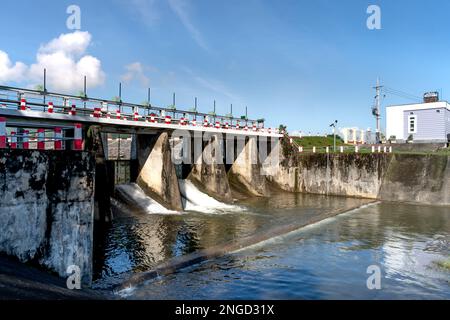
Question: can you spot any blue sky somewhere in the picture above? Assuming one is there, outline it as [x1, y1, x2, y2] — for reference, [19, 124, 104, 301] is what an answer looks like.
[1, 0, 450, 133]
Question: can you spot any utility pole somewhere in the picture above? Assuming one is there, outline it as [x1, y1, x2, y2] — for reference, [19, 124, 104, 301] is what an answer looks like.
[373, 78, 383, 143]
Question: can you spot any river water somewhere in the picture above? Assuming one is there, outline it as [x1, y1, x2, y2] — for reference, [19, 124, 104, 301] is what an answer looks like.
[93, 185, 450, 299]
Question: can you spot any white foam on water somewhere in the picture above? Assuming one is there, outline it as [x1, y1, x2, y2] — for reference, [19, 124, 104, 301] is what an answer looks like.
[115, 183, 179, 215]
[232, 201, 381, 253]
[178, 179, 244, 214]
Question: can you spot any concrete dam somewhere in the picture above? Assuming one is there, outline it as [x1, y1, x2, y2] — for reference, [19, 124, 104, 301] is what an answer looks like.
[0, 85, 449, 288]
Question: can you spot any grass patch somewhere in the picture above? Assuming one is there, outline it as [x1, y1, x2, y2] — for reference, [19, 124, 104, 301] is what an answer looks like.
[293, 136, 346, 148]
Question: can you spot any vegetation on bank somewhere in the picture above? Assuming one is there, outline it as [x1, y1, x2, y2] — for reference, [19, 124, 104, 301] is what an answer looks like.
[292, 135, 346, 148]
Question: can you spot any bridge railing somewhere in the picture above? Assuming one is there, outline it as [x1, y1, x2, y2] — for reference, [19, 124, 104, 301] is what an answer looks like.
[0, 85, 271, 132]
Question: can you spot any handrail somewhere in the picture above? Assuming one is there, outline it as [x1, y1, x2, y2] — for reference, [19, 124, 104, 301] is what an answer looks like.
[0, 85, 261, 124]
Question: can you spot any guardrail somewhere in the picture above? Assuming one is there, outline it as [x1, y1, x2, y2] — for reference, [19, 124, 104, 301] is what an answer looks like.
[0, 85, 270, 132]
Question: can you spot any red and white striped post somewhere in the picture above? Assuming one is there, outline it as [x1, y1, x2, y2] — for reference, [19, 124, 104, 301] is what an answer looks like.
[0, 117, 6, 148]
[165, 116, 171, 124]
[47, 102, 54, 113]
[37, 129, 45, 150]
[203, 116, 209, 127]
[20, 99, 27, 111]
[191, 119, 197, 127]
[74, 123, 83, 151]
[252, 122, 257, 132]
[10, 131, 17, 149]
[225, 122, 229, 129]
[116, 109, 121, 120]
[23, 130, 29, 149]
[134, 111, 140, 121]
[69, 104, 77, 116]
[236, 121, 240, 130]
[215, 121, 221, 129]
[54, 127, 62, 150]
[147, 113, 157, 123]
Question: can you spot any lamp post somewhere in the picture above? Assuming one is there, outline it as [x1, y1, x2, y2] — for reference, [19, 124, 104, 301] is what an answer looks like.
[330, 120, 338, 152]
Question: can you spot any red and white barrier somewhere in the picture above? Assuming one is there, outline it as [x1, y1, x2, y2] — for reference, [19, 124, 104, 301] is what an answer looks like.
[134, 112, 140, 121]
[47, 102, 54, 113]
[236, 121, 240, 130]
[20, 99, 27, 111]
[165, 116, 172, 124]
[191, 119, 197, 127]
[37, 129, 45, 150]
[180, 117, 187, 126]
[252, 122, 257, 132]
[10, 131, 17, 149]
[23, 130, 29, 149]
[203, 117, 209, 127]
[215, 121, 221, 129]
[116, 109, 121, 120]
[54, 127, 62, 150]
[244, 124, 248, 131]
[69, 105, 77, 116]
[91, 108, 102, 118]
[148, 113, 157, 123]
[225, 122, 229, 129]
[0, 117, 6, 148]
[74, 123, 83, 150]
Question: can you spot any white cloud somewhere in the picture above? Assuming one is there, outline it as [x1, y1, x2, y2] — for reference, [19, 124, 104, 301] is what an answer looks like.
[0, 51, 27, 83]
[0, 31, 105, 93]
[121, 62, 150, 87]
[168, 0, 209, 51]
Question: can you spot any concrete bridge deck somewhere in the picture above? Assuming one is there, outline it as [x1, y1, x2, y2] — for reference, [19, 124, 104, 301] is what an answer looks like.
[0, 85, 282, 137]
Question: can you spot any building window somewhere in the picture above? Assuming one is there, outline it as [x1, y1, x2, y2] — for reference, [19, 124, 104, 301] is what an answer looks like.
[408, 115, 417, 134]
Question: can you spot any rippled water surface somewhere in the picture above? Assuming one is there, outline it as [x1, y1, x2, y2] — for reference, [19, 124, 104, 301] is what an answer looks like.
[93, 192, 369, 287]
[123, 202, 450, 299]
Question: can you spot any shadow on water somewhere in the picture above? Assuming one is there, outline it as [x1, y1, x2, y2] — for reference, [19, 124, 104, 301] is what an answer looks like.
[123, 202, 450, 300]
[93, 191, 369, 288]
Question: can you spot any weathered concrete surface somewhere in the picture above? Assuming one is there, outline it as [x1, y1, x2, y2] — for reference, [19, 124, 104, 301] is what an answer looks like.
[379, 154, 450, 205]
[188, 135, 233, 203]
[228, 137, 269, 197]
[270, 145, 450, 205]
[136, 132, 183, 211]
[0, 150, 95, 285]
[269, 153, 391, 199]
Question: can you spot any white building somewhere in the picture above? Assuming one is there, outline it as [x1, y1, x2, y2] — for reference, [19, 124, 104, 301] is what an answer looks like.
[386, 100, 450, 143]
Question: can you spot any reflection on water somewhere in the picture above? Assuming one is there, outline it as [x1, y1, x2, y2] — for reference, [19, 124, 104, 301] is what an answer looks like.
[124, 202, 450, 300]
[93, 192, 368, 287]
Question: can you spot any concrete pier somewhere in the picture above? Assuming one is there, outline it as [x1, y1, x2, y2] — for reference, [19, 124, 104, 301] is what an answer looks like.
[136, 132, 183, 211]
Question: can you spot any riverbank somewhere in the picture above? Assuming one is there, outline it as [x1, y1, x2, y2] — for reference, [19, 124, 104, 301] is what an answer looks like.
[0, 255, 111, 300]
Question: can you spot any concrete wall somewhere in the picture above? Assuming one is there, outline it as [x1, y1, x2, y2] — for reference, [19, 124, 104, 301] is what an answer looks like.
[269, 153, 391, 199]
[270, 149, 450, 206]
[379, 154, 450, 205]
[0, 150, 95, 285]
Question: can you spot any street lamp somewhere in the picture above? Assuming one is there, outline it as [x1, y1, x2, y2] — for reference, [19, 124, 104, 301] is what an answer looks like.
[330, 120, 338, 152]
